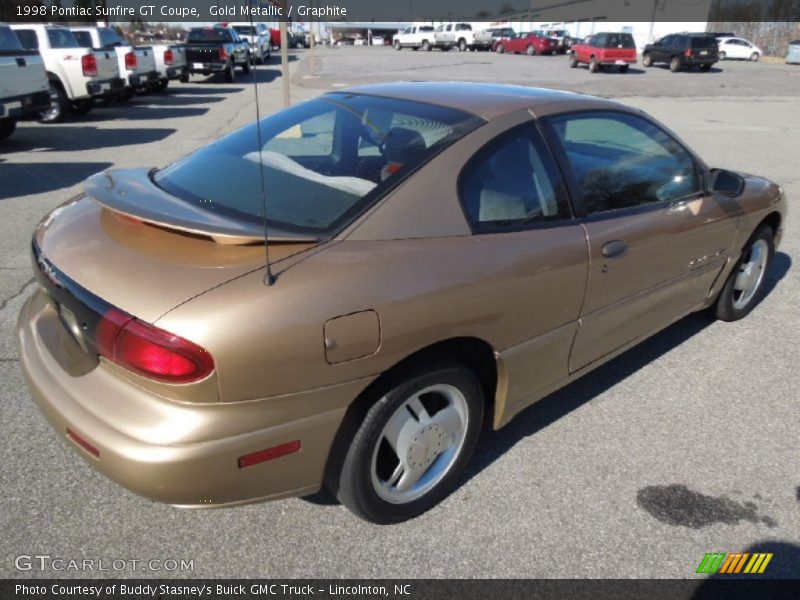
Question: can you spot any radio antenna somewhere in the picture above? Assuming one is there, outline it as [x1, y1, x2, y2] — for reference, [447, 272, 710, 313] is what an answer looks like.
[248, 6, 276, 286]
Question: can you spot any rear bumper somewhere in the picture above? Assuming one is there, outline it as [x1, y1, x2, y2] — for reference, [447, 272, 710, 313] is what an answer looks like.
[0, 90, 50, 120]
[17, 289, 373, 507]
[684, 56, 718, 66]
[128, 70, 159, 87]
[86, 77, 125, 97]
[165, 65, 188, 80]
[598, 57, 637, 65]
[187, 62, 228, 74]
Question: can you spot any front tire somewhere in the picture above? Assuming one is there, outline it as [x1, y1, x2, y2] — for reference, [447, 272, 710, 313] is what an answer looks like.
[750, 52, 759, 61]
[642, 53, 653, 67]
[526, 44, 536, 56]
[241, 56, 251, 74]
[421, 39, 430, 52]
[496, 44, 505, 54]
[224, 61, 235, 83]
[336, 363, 484, 523]
[568, 52, 578, 68]
[394, 40, 401, 50]
[458, 38, 467, 52]
[713, 225, 774, 321]
[719, 51, 726, 60]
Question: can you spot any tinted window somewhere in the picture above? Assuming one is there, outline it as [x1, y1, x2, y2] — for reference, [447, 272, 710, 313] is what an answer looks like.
[603, 33, 635, 48]
[72, 31, 93, 48]
[690, 35, 717, 48]
[14, 29, 38, 50]
[419, 27, 434, 33]
[47, 28, 79, 48]
[98, 28, 124, 47]
[233, 26, 257, 36]
[547, 112, 700, 214]
[187, 28, 233, 43]
[155, 94, 483, 235]
[0, 25, 23, 51]
[460, 126, 569, 229]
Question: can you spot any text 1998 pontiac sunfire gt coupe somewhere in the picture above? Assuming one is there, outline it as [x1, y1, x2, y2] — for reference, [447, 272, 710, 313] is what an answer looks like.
[18, 83, 786, 523]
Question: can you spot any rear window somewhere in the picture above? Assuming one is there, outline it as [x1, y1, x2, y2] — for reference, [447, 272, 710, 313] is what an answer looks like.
[690, 36, 717, 48]
[13, 29, 37, 50]
[47, 28, 80, 49]
[155, 93, 483, 235]
[233, 26, 257, 36]
[72, 31, 93, 48]
[603, 33, 635, 48]
[187, 28, 233, 43]
[0, 25, 23, 51]
[98, 28, 125, 47]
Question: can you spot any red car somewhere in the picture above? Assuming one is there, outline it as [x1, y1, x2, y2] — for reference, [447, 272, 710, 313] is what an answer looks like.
[569, 32, 637, 72]
[493, 32, 557, 55]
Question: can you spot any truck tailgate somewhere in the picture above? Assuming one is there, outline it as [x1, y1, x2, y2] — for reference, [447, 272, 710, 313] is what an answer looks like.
[135, 46, 156, 72]
[93, 48, 119, 80]
[185, 44, 222, 64]
[0, 51, 47, 99]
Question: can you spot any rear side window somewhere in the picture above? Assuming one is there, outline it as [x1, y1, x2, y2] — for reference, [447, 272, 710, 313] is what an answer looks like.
[460, 125, 570, 230]
[14, 29, 38, 50]
[545, 111, 700, 214]
[47, 28, 79, 48]
[0, 26, 23, 51]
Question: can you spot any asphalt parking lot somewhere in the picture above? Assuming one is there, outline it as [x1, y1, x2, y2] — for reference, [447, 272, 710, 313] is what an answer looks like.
[1, 46, 798, 579]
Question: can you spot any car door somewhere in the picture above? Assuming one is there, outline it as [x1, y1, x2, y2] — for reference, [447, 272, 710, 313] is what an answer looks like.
[457, 123, 589, 419]
[541, 110, 738, 372]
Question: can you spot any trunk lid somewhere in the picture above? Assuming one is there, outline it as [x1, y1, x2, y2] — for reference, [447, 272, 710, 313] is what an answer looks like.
[35, 170, 316, 323]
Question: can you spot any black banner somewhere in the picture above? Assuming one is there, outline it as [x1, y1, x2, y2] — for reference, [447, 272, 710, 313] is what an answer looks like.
[2, 579, 800, 600]
[2, 0, 798, 24]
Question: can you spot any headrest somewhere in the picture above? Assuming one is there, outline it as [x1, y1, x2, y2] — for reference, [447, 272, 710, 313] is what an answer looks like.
[381, 127, 427, 164]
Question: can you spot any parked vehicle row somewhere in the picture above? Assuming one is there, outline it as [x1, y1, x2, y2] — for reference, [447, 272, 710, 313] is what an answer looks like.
[0, 23, 263, 142]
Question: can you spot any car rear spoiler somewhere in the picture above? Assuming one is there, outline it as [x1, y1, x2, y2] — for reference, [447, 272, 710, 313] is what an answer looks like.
[84, 168, 318, 246]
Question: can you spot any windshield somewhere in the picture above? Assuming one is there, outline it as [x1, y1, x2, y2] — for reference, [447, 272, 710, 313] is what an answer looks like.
[0, 25, 23, 51]
[187, 28, 233, 43]
[155, 93, 483, 235]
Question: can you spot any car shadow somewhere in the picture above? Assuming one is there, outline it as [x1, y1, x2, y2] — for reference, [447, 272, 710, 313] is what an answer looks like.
[169, 85, 243, 95]
[1, 126, 175, 152]
[303, 251, 790, 509]
[132, 94, 227, 106]
[0, 161, 113, 200]
[73, 106, 209, 121]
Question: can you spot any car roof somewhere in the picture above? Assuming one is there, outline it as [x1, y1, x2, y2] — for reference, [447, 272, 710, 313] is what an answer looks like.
[336, 82, 620, 121]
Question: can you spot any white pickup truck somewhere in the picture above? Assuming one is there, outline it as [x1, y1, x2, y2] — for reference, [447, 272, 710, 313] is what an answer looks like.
[0, 23, 50, 140]
[10, 24, 123, 122]
[434, 23, 492, 52]
[152, 44, 189, 90]
[392, 25, 436, 51]
[70, 26, 159, 101]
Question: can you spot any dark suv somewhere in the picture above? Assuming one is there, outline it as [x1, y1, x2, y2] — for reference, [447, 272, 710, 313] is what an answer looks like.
[642, 33, 718, 72]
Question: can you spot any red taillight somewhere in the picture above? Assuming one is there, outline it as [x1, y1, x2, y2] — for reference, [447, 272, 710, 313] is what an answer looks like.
[97, 308, 214, 383]
[81, 53, 98, 77]
[124, 51, 137, 70]
[218, 46, 228, 60]
[164, 49, 174, 65]
[684, 48, 693, 57]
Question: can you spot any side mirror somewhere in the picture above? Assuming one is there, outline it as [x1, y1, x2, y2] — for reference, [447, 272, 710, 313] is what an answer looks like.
[709, 168, 745, 196]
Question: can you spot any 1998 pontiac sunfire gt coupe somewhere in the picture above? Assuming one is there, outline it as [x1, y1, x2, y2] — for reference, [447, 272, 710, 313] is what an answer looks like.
[18, 83, 786, 523]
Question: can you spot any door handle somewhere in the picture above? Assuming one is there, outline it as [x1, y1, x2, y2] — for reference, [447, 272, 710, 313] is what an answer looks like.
[602, 240, 628, 258]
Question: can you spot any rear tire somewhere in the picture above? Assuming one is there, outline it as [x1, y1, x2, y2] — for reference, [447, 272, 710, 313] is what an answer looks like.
[719, 51, 726, 60]
[179, 73, 190, 84]
[394, 40, 401, 50]
[39, 82, 68, 124]
[241, 57, 251, 74]
[589, 56, 599, 72]
[459, 38, 467, 52]
[526, 44, 535, 56]
[496, 44, 505, 54]
[422, 40, 431, 51]
[642, 53, 653, 67]
[335, 363, 484, 524]
[670, 56, 682, 72]
[152, 79, 169, 92]
[699, 63, 712, 72]
[713, 226, 774, 321]
[0, 118, 16, 141]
